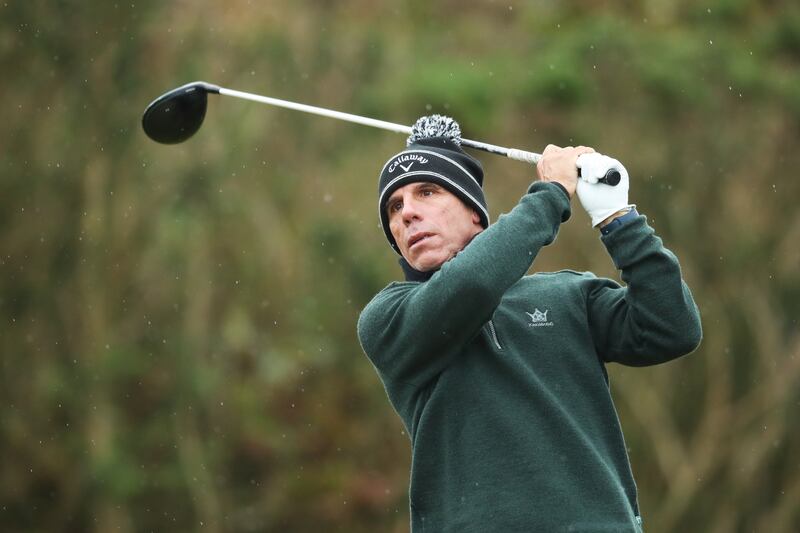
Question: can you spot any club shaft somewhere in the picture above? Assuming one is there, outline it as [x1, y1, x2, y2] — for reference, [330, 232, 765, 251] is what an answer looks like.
[218, 87, 542, 165]
[219, 87, 412, 135]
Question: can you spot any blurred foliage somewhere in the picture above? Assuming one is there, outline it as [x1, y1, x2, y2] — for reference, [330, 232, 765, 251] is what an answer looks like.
[1, 0, 799, 531]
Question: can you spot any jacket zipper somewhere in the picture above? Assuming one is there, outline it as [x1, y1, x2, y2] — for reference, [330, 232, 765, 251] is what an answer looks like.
[486, 320, 503, 350]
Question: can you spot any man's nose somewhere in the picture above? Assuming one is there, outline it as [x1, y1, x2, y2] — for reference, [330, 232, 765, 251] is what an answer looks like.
[401, 196, 422, 225]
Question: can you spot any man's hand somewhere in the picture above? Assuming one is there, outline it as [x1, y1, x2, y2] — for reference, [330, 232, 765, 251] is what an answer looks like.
[536, 144, 596, 199]
[575, 153, 634, 227]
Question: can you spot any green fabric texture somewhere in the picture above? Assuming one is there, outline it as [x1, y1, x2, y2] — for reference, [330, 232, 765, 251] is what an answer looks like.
[357, 181, 702, 532]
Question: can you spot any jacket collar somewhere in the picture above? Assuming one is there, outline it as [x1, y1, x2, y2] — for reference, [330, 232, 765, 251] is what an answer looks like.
[399, 257, 435, 282]
[397, 232, 482, 282]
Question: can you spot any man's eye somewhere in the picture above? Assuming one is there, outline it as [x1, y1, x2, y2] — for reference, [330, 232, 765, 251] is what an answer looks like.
[390, 201, 402, 213]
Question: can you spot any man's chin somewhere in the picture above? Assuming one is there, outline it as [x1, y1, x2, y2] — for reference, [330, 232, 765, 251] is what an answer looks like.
[408, 251, 448, 272]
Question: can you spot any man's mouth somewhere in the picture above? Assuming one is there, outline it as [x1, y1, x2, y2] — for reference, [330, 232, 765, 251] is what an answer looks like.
[408, 232, 434, 249]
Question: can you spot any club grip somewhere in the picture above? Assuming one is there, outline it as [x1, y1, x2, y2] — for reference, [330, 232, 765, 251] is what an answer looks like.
[577, 167, 621, 186]
[600, 169, 621, 186]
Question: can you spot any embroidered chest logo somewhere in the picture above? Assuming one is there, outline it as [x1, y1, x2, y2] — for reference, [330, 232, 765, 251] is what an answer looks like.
[526, 308, 554, 327]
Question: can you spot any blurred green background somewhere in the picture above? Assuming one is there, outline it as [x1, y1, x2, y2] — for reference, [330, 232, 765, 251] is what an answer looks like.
[2, 1, 799, 531]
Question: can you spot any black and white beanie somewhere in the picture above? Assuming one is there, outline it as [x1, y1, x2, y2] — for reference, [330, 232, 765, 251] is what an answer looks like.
[377, 115, 489, 253]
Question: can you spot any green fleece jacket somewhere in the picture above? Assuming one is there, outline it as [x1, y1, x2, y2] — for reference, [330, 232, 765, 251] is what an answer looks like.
[357, 181, 702, 532]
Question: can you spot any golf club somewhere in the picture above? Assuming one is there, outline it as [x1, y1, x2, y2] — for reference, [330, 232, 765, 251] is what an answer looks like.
[142, 81, 621, 186]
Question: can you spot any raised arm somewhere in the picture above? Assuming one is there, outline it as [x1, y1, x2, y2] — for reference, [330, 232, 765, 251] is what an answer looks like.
[358, 181, 570, 388]
[584, 214, 702, 365]
[575, 154, 701, 365]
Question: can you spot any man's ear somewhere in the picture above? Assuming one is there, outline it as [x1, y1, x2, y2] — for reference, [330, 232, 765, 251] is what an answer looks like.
[472, 209, 481, 225]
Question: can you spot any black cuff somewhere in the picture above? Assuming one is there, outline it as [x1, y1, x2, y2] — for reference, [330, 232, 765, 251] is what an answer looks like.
[526, 181, 572, 223]
[551, 182, 570, 201]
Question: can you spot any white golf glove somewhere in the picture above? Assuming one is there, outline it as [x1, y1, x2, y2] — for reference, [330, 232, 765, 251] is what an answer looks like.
[576, 153, 635, 227]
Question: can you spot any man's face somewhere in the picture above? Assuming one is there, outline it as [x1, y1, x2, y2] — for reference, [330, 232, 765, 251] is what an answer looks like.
[386, 182, 483, 272]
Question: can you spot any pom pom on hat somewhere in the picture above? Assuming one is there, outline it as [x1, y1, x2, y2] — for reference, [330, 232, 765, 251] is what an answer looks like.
[408, 114, 462, 146]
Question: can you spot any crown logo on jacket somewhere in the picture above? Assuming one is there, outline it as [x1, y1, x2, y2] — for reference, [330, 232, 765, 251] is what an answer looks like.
[526, 309, 554, 327]
[527, 309, 548, 323]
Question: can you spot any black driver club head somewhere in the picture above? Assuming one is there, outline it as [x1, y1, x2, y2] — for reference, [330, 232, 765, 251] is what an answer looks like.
[142, 81, 220, 144]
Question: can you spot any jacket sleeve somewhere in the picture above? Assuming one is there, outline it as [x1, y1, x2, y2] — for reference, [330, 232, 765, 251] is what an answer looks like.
[584, 214, 702, 366]
[357, 182, 571, 389]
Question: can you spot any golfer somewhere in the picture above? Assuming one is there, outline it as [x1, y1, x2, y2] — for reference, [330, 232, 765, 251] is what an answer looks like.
[357, 132, 702, 531]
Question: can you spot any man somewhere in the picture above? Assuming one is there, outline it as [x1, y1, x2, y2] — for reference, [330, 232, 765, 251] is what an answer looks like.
[357, 131, 702, 532]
